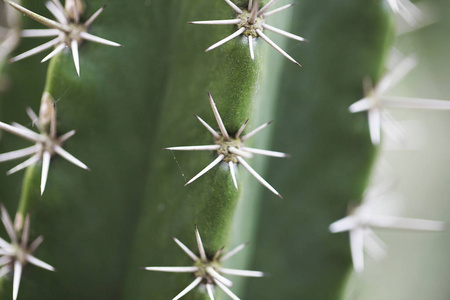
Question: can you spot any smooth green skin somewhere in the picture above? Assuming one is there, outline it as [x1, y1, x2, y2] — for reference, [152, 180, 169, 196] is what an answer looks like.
[0, 0, 392, 300]
[16, 165, 40, 222]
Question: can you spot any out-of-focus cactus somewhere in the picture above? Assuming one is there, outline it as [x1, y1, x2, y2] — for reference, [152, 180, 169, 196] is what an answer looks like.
[1, 0, 449, 300]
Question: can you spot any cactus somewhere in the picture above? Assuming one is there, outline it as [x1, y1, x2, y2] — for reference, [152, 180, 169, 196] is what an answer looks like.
[0, 0, 449, 300]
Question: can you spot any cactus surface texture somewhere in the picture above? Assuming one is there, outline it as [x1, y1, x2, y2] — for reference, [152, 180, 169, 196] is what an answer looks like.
[0, 0, 449, 300]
